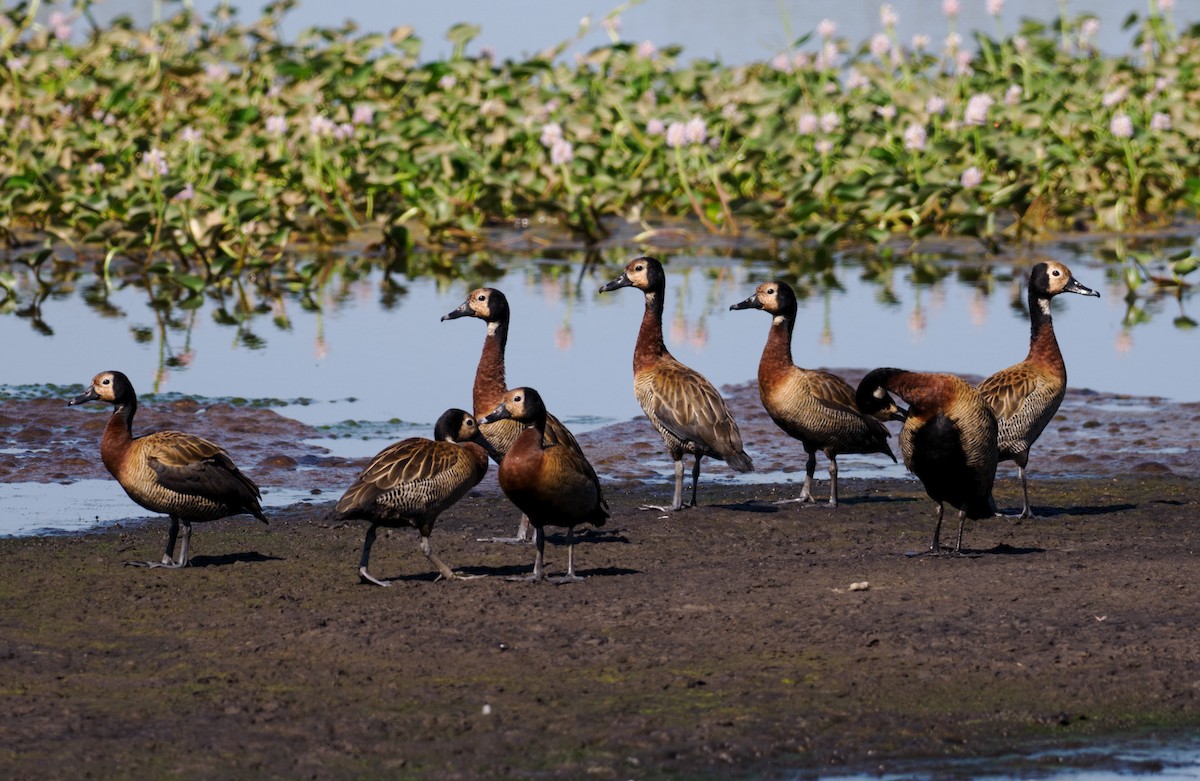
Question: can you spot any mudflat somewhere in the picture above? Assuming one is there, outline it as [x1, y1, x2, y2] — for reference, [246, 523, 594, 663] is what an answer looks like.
[1, 388, 1198, 780]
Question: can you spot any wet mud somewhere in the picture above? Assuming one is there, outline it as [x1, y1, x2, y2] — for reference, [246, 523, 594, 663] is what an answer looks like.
[1, 381, 1198, 779]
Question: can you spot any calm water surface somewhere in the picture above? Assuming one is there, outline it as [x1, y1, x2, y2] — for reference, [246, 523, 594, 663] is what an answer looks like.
[4, 244, 1194, 432]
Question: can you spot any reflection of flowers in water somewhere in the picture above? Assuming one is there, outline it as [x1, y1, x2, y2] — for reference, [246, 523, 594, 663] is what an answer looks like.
[909, 307, 926, 337]
[555, 323, 573, 350]
[690, 320, 708, 349]
[314, 336, 329, 360]
[969, 290, 988, 326]
[1115, 329, 1133, 354]
[671, 313, 687, 344]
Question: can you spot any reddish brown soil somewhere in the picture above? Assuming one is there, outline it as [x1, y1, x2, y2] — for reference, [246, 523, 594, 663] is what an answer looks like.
[1, 386, 1198, 780]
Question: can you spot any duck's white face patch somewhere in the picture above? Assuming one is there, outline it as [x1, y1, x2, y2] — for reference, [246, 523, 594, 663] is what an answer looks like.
[873, 387, 887, 400]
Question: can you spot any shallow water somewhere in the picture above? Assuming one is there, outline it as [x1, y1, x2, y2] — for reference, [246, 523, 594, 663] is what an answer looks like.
[2, 240, 1197, 538]
[3, 244, 1195, 434]
[822, 737, 1200, 781]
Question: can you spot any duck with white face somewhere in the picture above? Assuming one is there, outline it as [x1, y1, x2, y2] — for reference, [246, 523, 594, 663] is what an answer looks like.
[69, 370, 268, 569]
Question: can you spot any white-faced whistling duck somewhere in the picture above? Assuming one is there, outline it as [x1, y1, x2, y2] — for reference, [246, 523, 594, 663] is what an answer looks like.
[857, 368, 998, 555]
[68, 370, 268, 568]
[333, 409, 491, 586]
[442, 287, 590, 543]
[731, 280, 901, 507]
[976, 261, 1099, 518]
[483, 387, 608, 584]
[599, 256, 753, 511]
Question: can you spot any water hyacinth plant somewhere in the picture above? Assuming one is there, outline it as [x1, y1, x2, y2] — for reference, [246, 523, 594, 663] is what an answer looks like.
[0, 0, 1199, 272]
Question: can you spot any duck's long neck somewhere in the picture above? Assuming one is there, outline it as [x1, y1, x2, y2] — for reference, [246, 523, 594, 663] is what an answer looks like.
[100, 401, 136, 475]
[474, 319, 509, 415]
[1027, 291, 1066, 379]
[633, 288, 668, 373]
[759, 313, 796, 387]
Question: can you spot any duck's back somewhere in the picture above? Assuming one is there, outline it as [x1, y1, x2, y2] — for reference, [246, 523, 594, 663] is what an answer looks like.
[335, 438, 488, 524]
[976, 362, 1064, 461]
[636, 355, 750, 467]
[763, 366, 892, 456]
[116, 430, 264, 521]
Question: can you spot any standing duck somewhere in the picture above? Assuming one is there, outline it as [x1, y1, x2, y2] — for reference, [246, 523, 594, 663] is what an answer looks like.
[483, 387, 608, 583]
[68, 370, 268, 568]
[976, 261, 1099, 518]
[442, 287, 587, 543]
[599, 256, 753, 511]
[857, 368, 998, 554]
[731, 280, 899, 507]
[333, 409, 491, 585]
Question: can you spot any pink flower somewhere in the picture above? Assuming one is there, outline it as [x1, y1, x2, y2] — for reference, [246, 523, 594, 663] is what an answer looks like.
[684, 117, 707, 145]
[637, 40, 657, 59]
[1150, 112, 1171, 131]
[963, 94, 995, 126]
[986, 0, 1004, 16]
[846, 68, 869, 91]
[926, 95, 947, 115]
[815, 42, 840, 70]
[1110, 113, 1133, 138]
[798, 113, 818, 135]
[771, 52, 793, 72]
[912, 34, 930, 50]
[309, 116, 335, 137]
[265, 115, 287, 136]
[875, 105, 896, 121]
[1004, 85, 1022, 106]
[141, 148, 168, 177]
[817, 19, 837, 39]
[942, 0, 960, 17]
[819, 112, 840, 133]
[550, 139, 574, 165]
[880, 4, 898, 28]
[960, 166, 983, 189]
[815, 139, 834, 155]
[870, 33, 891, 59]
[665, 121, 686, 148]
[352, 105, 374, 125]
[903, 123, 927, 151]
[540, 123, 563, 148]
[180, 126, 202, 144]
[172, 183, 195, 203]
[646, 118, 665, 136]
[1102, 86, 1128, 107]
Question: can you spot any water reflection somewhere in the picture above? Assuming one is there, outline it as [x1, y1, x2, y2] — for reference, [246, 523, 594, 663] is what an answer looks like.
[1, 238, 1197, 436]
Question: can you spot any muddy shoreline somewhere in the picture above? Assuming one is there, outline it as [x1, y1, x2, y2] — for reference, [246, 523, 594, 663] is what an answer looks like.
[1, 386, 1199, 780]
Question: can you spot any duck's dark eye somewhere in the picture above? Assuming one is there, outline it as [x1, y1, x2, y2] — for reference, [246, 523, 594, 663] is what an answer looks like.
[767, 287, 775, 295]
[513, 394, 523, 403]
[102, 378, 111, 385]
[635, 264, 644, 272]
[476, 293, 486, 301]
[1051, 269, 1061, 276]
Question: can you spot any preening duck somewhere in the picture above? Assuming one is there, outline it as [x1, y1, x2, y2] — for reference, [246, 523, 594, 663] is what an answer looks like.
[599, 256, 753, 511]
[483, 387, 608, 583]
[731, 280, 900, 507]
[68, 370, 268, 568]
[333, 408, 490, 585]
[442, 287, 589, 543]
[976, 261, 1099, 518]
[857, 368, 998, 554]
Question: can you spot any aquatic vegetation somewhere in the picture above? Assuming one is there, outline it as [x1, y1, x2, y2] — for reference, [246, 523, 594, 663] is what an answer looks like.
[1, 0, 1199, 266]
